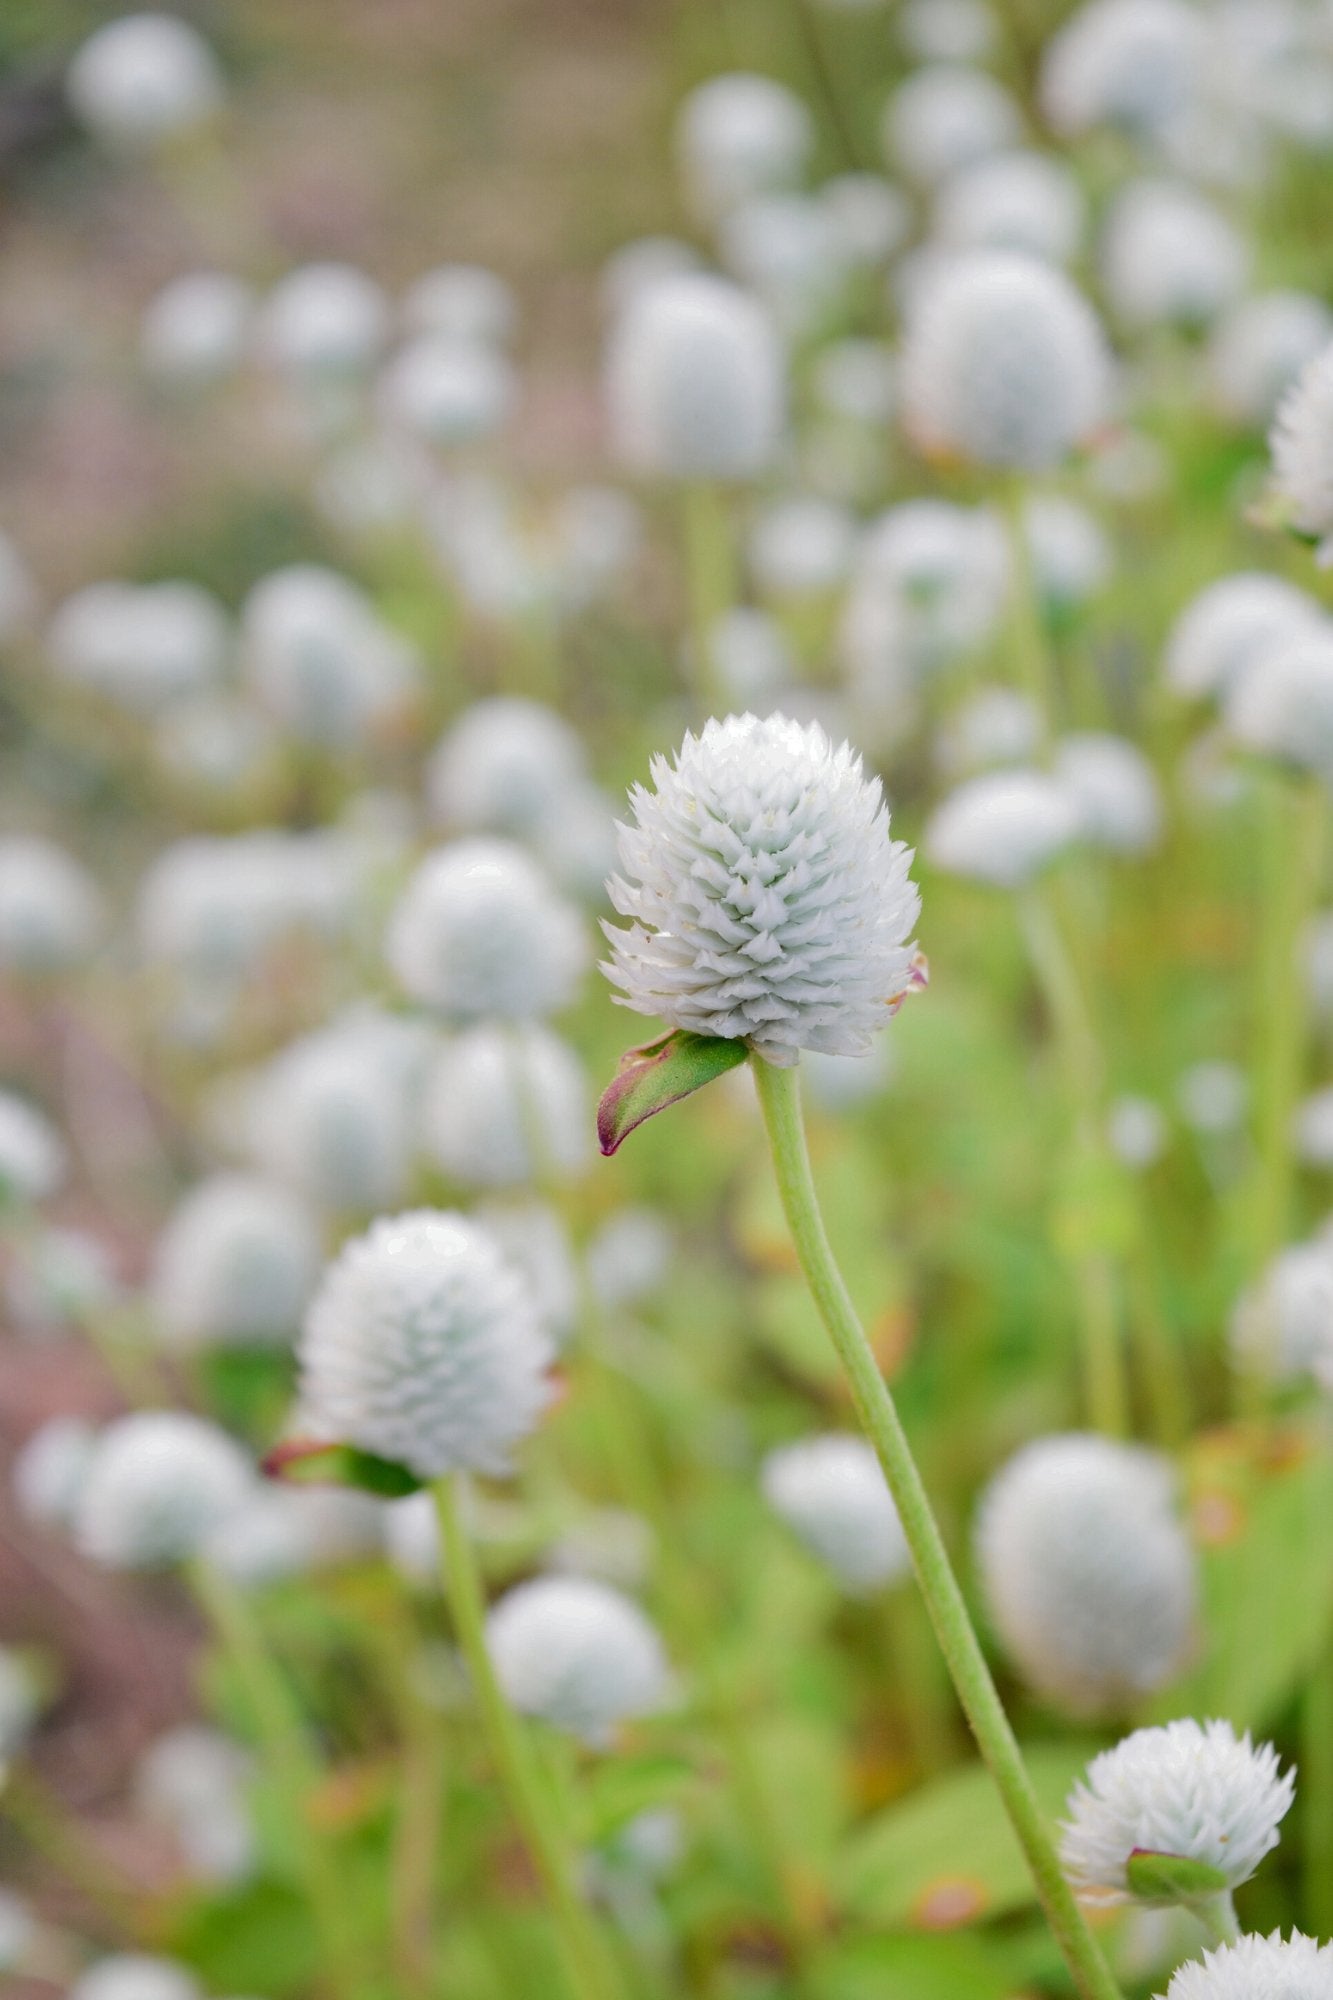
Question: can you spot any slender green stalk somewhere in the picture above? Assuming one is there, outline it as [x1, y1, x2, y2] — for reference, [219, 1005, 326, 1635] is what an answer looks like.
[1194, 1892, 1240, 1949]
[751, 1056, 1124, 2000]
[1302, 1410, 1333, 1935]
[1001, 480, 1055, 742]
[431, 1475, 627, 2000]
[1018, 888, 1131, 1437]
[189, 1559, 360, 2000]
[679, 481, 734, 712]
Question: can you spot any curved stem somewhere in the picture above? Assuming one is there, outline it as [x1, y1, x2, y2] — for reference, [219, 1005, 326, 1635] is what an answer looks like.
[1193, 1891, 1239, 1949]
[751, 1056, 1124, 2000]
[679, 482, 733, 713]
[431, 1475, 627, 2000]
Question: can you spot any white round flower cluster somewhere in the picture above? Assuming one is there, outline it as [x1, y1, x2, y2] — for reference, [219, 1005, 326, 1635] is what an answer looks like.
[1165, 572, 1323, 702]
[933, 149, 1086, 265]
[0, 835, 103, 975]
[0, 1092, 66, 1205]
[296, 1209, 554, 1479]
[137, 1726, 255, 1884]
[141, 271, 255, 389]
[1208, 291, 1333, 431]
[379, 333, 514, 449]
[148, 1173, 322, 1350]
[935, 688, 1042, 780]
[761, 1434, 911, 1593]
[67, 13, 223, 149]
[256, 263, 389, 385]
[883, 64, 1021, 184]
[12, 1415, 97, 1529]
[69, 1956, 202, 2000]
[1159, 1931, 1333, 1999]
[924, 769, 1081, 888]
[1100, 180, 1248, 331]
[247, 1016, 426, 1214]
[137, 830, 359, 989]
[604, 713, 922, 1065]
[49, 579, 229, 713]
[1040, 0, 1206, 140]
[421, 1024, 591, 1189]
[485, 1575, 673, 1746]
[1230, 1238, 1333, 1383]
[1270, 339, 1333, 560]
[674, 72, 813, 220]
[402, 263, 517, 345]
[240, 565, 418, 748]
[1224, 630, 1333, 776]
[75, 1413, 254, 1569]
[975, 1432, 1196, 1713]
[1061, 1718, 1293, 1904]
[719, 192, 850, 336]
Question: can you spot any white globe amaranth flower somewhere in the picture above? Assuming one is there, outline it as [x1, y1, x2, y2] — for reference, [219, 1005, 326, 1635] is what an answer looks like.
[240, 565, 418, 749]
[975, 1432, 1197, 1714]
[882, 64, 1022, 184]
[256, 263, 389, 382]
[66, 13, 222, 148]
[934, 149, 1086, 265]
[5, 1225, 119, 1341]
[421, 1024, 591, 1189]
[474, 1199, 579, 1350]
[1062, 1718, 1293, 1908]
[485, 1575, 672, 1746]
[48, 579, 229, 713]
[204, 1483, 381, 1589]
[924, 768, 1082, 888]
[603, 712, 921, 1066]
[137, 831, 356, 989]
[586, 1207, 675, 1312]
[900, 0, 995, 61]
[75, 1412, 254, 1569]
[812, 338, 897, 426]
[69, 1956, 202, 2000]
[0, 1886, 34, 1972]
[1023, 496, 1112, 615]
[1164, 572, 1324, 701]
[719, 192, 850, 336]
[1160, 1931, 1333, 2000]
[748, 496, 856, 600]
[1108, 1094, 1168, 1170]
[386, 838, 588, 1021]
[1053, 732, 1163, 856]
[296, 1209, 554, 1479]
[12, 1415, 97, 1530]
[149, 1173, 321, 1350]
[1209, 292, 1333, 431]
[604, 273, 785, 481]
[0, 835, 104, 974]
[1270, 341, 1333, 558]
[901, 252, 1110, 471]
[249, 1028, 414, 1214]
[847, 503, 1009, 695]
[378, 334, 514, 448]
[1100, 180, 1248, 332]
[141, 271, 253, 388]
[936, 687, 1043, 780]
[762, 1433, 910, 1593]
[674, 73, 813, 221]
[821, 173, 910, 267]
[402, 263, 517, 346]
[1224, 631, 1333, 776]
[137, 1726, 255, 1884]
[1177, 1059, 1247, 1135]
[1230, 1240, 1333, 1383]
[707, 607, 796, 711]
[1039, 0, 1206, 139]
[0, 1091, 65, 1204]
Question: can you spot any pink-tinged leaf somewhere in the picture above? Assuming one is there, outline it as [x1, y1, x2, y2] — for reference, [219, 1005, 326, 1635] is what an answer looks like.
[598, 1029, 748, 1156]
[263, 1436, 422, 1497]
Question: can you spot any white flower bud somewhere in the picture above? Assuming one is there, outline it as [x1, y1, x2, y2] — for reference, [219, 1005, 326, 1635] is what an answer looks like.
[1270, 339, 1333, 557]
[257, 264, 389, 382]
[149, 1174, 320, 1351]
[924, 769, 1081, 887]
[1100, 180, 1248, 332]
[386, 838, 587, 1021]
[49, 580, 229, 713]
[882, 64, 1021, 184]
[605, 713, 921, 1065]
[762, 1433, 910, 1592]
[137, 1726, 254, 1883]
[934, 149, 1085, 264]
[67, 14, 222, 148]
[1209, 291, 1333, 431]
[902, 251, 1110, 470]
[1231, 1240, 1333, 1382]
[1224, 630, 1333, 774]
[402, 263, 516, 346]
[0, 1092, 65, 1204]
[1164, 572, 1323, 701]
[420, 1024, 591, 1188]
[1160, 1932, 1333, 1999]
[485, 1576, 672, 1745]
[1063, 1719, 1293, 1905]
[12, 1416, 97, 1529]
[605, 274, 785, 481]
[379, 335, 514, 448]
[674, 73, 813, 220]
[75, 1413, 254, 1569]
[141, 272, 253, 388]
[1039, 0, 1206, 140]
[976, 1433, 1196, 1713]
[0, 836, 103, 974]
[70, 1957, 201, 2000]
[1053, 732, 1163, 855]
[297, 1209, 555, 1479]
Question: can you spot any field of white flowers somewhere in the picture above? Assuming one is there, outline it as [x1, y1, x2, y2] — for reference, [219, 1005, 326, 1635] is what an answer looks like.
[4, 3, 1333, 1996]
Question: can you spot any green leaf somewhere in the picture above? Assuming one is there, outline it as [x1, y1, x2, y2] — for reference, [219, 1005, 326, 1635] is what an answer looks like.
[1125, 1850, 1230, 1903]
[836, 1742, 1101, 1928]
[813, 1930, 1026, 2000]
[578, 1752, 698, 1844]
[597, 1029, 747, 1155]
[263, 1437, 422, 1497]
[170, 1880, 316, 1997]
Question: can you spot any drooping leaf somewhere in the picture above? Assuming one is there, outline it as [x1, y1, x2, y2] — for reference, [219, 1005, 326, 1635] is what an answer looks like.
[263, 1436, 422, 1497]
[597, 1028, 747, 1155]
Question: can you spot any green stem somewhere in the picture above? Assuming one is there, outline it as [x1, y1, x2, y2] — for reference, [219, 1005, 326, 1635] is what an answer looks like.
[431, 1475, 626, 2000]
[1302, 1410, 1333, 1935]
[1001, 480, 1055, 743]
[1194, 1891, 1240, 1949]
[189, 1560, 360, 2000]
[751, 1056, 1124, 2000]
[679, 482, 734, 713]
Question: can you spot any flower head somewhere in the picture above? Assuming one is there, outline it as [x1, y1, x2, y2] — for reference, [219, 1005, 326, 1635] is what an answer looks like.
[296, 1209, 554, 1480]
[882, 64, 1021, 184]
[1271, 341, 1333, 557]
[924, 768, 1081, 887]
[75, 1413, 254, 1569]
[0, 836, 103, 975]
[70, 1956, 202, 2000]
[386, 838, 587, 1021]
[66, 13, 222, 149]
[421, 1024, 591, 1187]
[761, 1433, 910, 1593]
[149, 1174, 321, 1350]
[0, 1091, 66, 1205]
[674, 73, 813, 220]
[1165, 573, 1323, 701]
[1209, 292, 1333, 432]
[1061, 1718, 1294, 1905]
[603, 712, 921, 1066]
[485, 1575, 672, 1745]
[1100, 180, 1248, 333]
[1159, 1931, 1333, 2000]
[141, 271, 254, 389]
[426, 696, 589, 839]
[1224, 632, 1333, 775]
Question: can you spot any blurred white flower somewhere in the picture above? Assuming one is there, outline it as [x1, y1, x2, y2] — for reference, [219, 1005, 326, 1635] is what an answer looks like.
[1062, 1718, 1292, 1906]
[1177, 1059, 1247, 1135]
[924, 769, 1081, 888]
[69, 1956, 202, 2000]
[605, 273, 785, 481]
[297, 1209, 554, 1479]
[762, 1433, 910, 1592]
[1209, 291, 1333, 431]
[137, 1726, 255, 1884]
[383, 1489, 444, 1589]
[586, 1207, 674, 1312]
[719, 192, 849, 334]
[49, 580, 229, 713]
[1270, 340, 1333, 559]
[149, 1174, 321, 1350]
[1040, 0, 1206, 140]
[141, 272, 254, 388]
[12, 1416, 97, 1530]
[426, 696, 589, 838]
[674, 72, 813, 220]
[0, 835, 103, 974]
[1107, 1094, 1168, 1169]
[934, 149, 1085, 264]
[257, 263, 390, 383]
[936, 687, 1042, 779]
[748, 495, 856, 600]
[204, 1484, 382, 1589]
[820, 173, 910, 266]
[1053, 732, 1163, 855]
[67, 13, 222, 148]
[900, 0, 995, 62]
[1224, 631, 1333, 775]
[812, 338, 897, 426]
[249, 1026, 416, 1214]
[1159, 1932, 1333, 1999]
[75, 1413, 254, 1569]
[485, 1575, 672, 1745]
[882, 64, 1021, 184]
[901, 252, 1110, 470]
[379, 334, 514, 448]
[975, 1432, 1196, 1713]
[475, 1199, 579, 1349]
[706, 607, 796, 711]
[240, 565, 418, 748]
[600, 237, 702, 318]
[1230, 1240, 1333, 1382]
[402, 263, 517, 346]
[0, 1092, 65, 1204]
[386, 838, 587, 1020]
[5, 1225, 120, 1341]
[1164, 572, 1323, 702]
[1023, 496, 1112, 615]
[421, 1023, 591, 1189]
[604, 713, 921, 1065]
[1100, 180, 1248, 331]
[1296, 1087, 1333, 1167]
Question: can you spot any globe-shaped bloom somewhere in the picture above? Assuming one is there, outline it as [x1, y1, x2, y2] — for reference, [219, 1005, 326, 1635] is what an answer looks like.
[12, 1416, 97, 1530]
[421, 1024, 592, 1189]
[975, 1433, 1197, 1714]
[66, 14, 222, 149]
[1270, 340, 1333, 558]
[0, 1092, 66, 1205]
[934, 149, 1086, 265]
[250, 1028, 415, 1215]
[674, 72, 813, 221]
[1100, 180, 1248, 332]
[1062, 1719, 1293, 1906]
[1224, 632, 1333, 775]
[402, 262, 517, 345]
[69, 1957, 201, 2000]
[604, 274, 785, 481]
[882, 64, 1021, 184]
[484, 1575, 672, 1746]
[75, 1413, 254, 1569]
[240, 565, 417, 749]
[761, 1434, 911, 1593]
[1159, 1932, 1333, 2000]
[901, 251, 1110, 470]
[426, 698, 589, 839]
[49, 580, 229, 714]
[1052, 732, 1163, 855]
[137, 1726, 255, 1884]
[148, 1174, 322, 1350]
[1164, 573, 1324, 701]
[141, 271, 254, 389]
[378, 335, 514, 448]
[1209, 292, 1333, 431]
[296, 1209, 555, 1480]
[1039, 0, 1206, 140]
[1023, 496, 1112, 615]
[385, 838, 588, 1020]
[256, 264, 389, 383]
[924, 769, 1082, 888]
[1230, 1240, 1333, 1383]
[0, 836, 104, 974]
[603, 712, 921, 1065]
